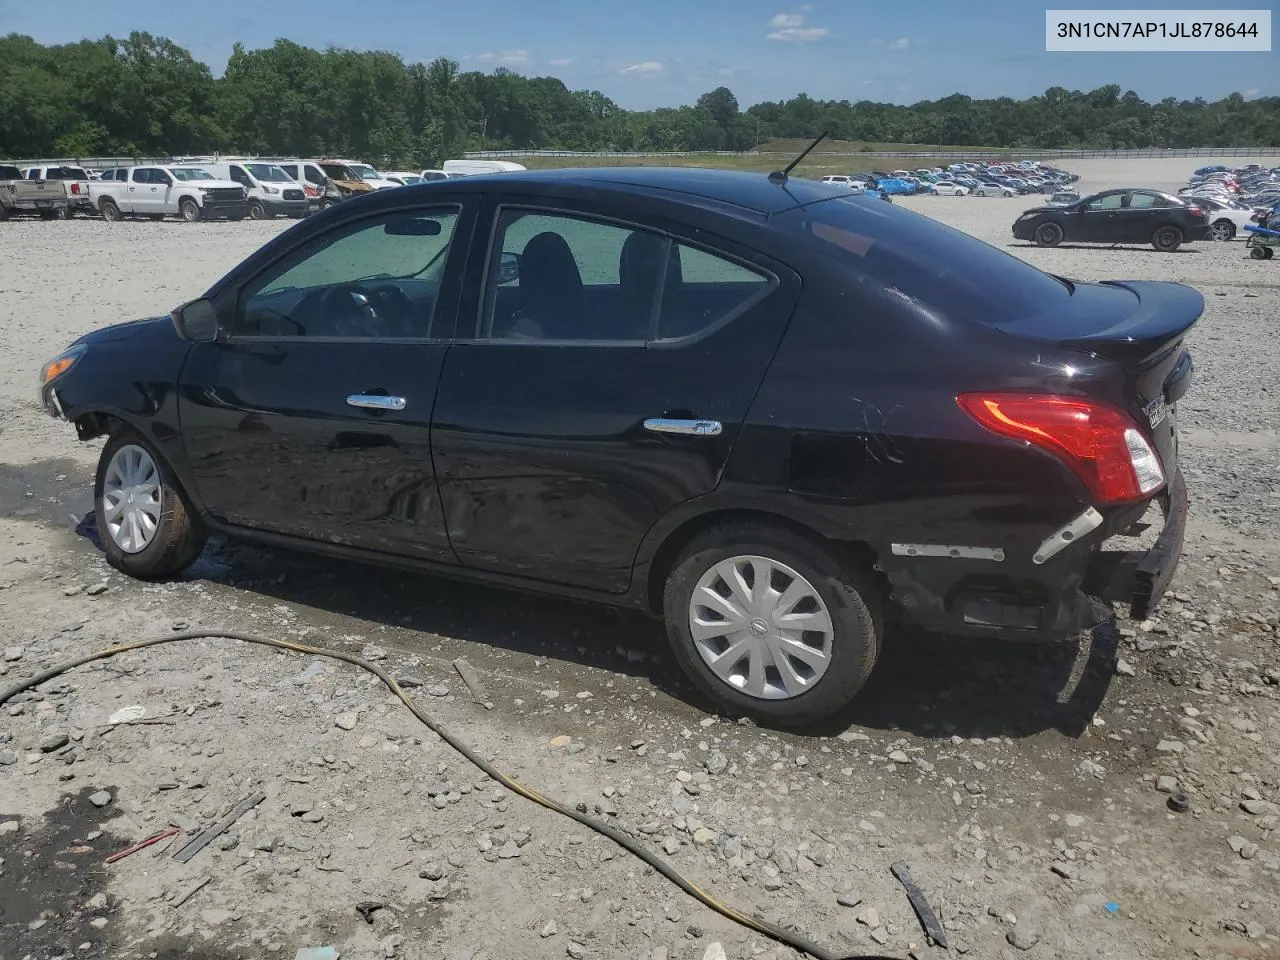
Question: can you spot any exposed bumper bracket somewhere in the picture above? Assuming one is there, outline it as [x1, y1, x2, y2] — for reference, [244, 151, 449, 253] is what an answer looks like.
[1033, 507, 1103, 565]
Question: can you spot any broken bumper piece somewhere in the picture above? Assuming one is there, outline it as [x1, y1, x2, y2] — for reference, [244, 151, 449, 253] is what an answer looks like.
[1085, 468, 1188, 621]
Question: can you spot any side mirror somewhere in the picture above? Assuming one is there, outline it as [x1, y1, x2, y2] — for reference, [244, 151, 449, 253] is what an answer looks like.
[171, 298, 219, 342]
[498, 251, 521, 284]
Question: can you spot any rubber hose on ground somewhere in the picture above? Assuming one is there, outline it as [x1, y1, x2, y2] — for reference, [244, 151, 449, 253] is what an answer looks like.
[0, 630, 898, 960]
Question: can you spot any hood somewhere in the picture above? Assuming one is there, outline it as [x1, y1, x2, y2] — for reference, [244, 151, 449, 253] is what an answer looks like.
[71, 315, 169, 347]
[332, 178, 374, 193]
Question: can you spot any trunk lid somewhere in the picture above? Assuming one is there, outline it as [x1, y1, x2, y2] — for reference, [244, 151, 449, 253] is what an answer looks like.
[1011, 278, 1202, 477]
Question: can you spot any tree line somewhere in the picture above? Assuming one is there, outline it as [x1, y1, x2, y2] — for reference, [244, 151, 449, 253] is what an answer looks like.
[3, 32, 1278, 166]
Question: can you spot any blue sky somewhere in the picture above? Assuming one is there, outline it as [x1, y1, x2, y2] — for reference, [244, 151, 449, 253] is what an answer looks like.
[0, 0, 1273, 109]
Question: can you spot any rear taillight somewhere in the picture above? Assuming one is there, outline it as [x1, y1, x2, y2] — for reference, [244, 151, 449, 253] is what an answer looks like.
[957, 393, 1166, 504]
[1186, 205, 1203, 217]
[71, 183, 81, 195]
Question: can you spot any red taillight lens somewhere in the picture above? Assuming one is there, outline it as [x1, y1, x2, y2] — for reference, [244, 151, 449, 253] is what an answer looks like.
[1186, 205, 1203, 217]
[957, 393, 1165, 504]
[71, 183, 81, 195]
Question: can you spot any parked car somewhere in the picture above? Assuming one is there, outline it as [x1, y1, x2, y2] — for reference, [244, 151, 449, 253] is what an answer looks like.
[88, 166, 249, 222]
[1, 164, 72, 220]
[384, 172, 426, 187]
[419, 169, 453, 182]
[972, 182, 1017, 198]
[929, 181, 970, 196]
[441, 159, 527, 176]
[274, 160, 377, 209]
[1045, 191, 1081, 206]
[1195, 197, 1257, 240]
[37, 168, 1194, 725]
[820, 175, 862, 189]
[175, 162, 309, 219]
[1013, 188, 1210, 251]
[21, 164, 94, 214]
[876, 177, 917, 195]
[332, 159, 400, 191]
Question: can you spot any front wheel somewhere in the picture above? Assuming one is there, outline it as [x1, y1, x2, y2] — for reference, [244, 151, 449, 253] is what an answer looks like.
[247, 200, 266, 220]
[662, 521, 881, 727]
[1152, 225, 1183, 252]
[95, 429, 206, 580]
[1034, 222, 1064, 247]
[180, 199, 201, 223]
[1208, 220, 1234, 241]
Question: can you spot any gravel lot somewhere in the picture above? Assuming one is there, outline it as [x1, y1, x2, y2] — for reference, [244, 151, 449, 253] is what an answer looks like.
[1, 156, 1277, 960]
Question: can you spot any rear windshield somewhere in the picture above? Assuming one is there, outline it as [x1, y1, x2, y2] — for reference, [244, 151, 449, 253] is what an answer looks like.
[779, 194, 1070, 326]
[44, 166, 89, 180]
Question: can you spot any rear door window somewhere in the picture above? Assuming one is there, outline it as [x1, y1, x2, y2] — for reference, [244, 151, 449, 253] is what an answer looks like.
[778, 194, 1069, 326]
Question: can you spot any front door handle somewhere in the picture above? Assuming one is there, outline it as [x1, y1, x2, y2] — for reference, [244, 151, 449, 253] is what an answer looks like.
[643, 418, 722, 436]
[346, 394, 406, 411]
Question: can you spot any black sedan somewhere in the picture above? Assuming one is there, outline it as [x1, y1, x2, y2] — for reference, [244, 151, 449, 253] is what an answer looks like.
[1013, 188, 1211, 251]
[39, 168, 1196, 725]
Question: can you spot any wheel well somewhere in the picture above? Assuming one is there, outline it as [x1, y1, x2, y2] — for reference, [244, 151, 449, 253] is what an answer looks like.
[74, 411, 119, 441]
[643, 508, 884, 614]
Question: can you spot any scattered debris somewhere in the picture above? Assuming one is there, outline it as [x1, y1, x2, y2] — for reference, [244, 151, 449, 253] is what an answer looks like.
[452, 657, 492, 707]
[106, 827, 180, 864]
[356, 901, 386, 924]
[172, 790, 267, 863]
[891, 861, 948, 948]
[170, 876, 212, 908]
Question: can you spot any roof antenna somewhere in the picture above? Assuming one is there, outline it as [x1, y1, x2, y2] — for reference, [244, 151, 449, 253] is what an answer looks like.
[769, 131, 829, 184]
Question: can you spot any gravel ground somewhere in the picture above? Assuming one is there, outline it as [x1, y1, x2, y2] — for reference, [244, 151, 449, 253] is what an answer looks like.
[1, 156, 1278, 960]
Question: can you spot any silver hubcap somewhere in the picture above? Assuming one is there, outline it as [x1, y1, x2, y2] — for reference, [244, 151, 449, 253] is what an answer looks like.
[1211, 223, 1230, 240]
[102, 444, 162, 553]
[688, 555, 834, 700]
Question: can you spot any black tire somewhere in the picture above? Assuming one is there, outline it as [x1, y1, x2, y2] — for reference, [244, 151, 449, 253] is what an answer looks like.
[1266, 247, 1275, 260]
[662, 520, 881, 727]
[94, 428, 206, 580]
[100, 199, 123, 222]
[0, 203, 10, 222]
[1152, 225, 1183, 252]
[1034, 222, 1064, 247]
[247, 200, 266, 220]
[1251, 246, 1267, 260]
[1208, 220, 1235, 241]
[57, 207, 76, 220]
[180, 198, 201, 223]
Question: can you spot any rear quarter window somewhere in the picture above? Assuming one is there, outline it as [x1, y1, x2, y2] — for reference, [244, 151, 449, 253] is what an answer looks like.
[778, 195, 1069, 326]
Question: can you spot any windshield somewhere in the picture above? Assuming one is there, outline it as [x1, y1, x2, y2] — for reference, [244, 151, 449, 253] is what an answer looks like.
[172, 168, 216, 181]
[349, 164, 381, 181]
[245, 163, 294, 182]
[778, 194, 1070, 327]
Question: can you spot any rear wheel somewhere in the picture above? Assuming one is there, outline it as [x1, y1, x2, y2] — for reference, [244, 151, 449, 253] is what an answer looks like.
[1034, 222, 1064, 247]
[662, 520, 881, 727]
[1152, 225, 1183, 252]
[180, 199, 201, 223]
[1208, 220, 1235, 241]
[95, 428, 206, 580]
[1251, 246, 1267, 259]
[1266, 247, 1275, 260]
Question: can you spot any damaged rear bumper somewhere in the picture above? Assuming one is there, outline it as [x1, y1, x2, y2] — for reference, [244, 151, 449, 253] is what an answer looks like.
[1084, 468, 1188, 621]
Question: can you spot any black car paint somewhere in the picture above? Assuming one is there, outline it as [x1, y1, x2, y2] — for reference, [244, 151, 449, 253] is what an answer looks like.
[1012, 188, 1211, 246]
[45, 168, 1197, 644]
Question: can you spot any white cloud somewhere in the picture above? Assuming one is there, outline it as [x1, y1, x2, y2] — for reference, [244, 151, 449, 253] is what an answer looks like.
[550, 57, 573, 66]
[767, 11, 830, 42]
[889, 37, 909, 49]
[620, 60, 664, 75]
[474, 49, 531, 65]
[1244, 88, 1260, 97]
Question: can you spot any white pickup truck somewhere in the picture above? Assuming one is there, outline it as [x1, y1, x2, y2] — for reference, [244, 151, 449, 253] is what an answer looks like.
[89, 165, 249, 222]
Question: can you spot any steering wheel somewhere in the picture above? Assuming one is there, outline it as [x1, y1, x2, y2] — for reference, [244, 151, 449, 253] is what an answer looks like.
[363, 283, 419, 337]
[317, 282, 383, 338]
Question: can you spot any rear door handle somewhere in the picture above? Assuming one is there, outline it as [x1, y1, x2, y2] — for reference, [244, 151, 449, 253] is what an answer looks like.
[643, 418, 722, 436]
[346, 394, 406, 411]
